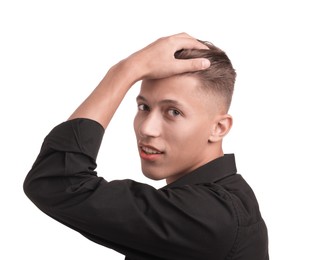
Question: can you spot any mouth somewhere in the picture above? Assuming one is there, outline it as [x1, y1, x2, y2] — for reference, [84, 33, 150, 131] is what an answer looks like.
[141, 146, 163, 154]
[139, 145, 164, 161]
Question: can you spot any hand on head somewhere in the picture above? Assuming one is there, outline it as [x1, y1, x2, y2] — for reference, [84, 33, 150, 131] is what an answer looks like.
[129, 32, 211, 80]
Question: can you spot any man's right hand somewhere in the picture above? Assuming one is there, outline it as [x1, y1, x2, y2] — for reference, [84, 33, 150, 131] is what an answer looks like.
[124, 32, 211, 81]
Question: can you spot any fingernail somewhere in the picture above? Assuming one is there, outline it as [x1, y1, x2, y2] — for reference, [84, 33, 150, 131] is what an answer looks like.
[202, 59, 210, 69]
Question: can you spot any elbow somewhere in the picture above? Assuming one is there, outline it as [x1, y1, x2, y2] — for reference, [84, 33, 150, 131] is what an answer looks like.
[23, 165, 59, 209]
[23, 171, 44, 207]
[23, 152, 66, 208]
[23, 174, 35, 202]
[23, 177, 30, 198]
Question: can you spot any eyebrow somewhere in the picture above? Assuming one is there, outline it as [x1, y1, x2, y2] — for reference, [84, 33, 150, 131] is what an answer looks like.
[136, 95, 147, 102]
[136, 95, 185, 108]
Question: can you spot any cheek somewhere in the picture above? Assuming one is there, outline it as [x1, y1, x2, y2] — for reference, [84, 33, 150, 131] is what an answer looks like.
[133, 114, 140, 135]
[167, 122, 209, 149]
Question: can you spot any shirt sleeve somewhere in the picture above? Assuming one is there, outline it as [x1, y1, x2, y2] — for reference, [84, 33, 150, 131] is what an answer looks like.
[23, 118, 237, 260]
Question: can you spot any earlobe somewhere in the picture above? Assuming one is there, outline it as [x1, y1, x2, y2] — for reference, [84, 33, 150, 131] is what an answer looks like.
[208, 114, 233, 143]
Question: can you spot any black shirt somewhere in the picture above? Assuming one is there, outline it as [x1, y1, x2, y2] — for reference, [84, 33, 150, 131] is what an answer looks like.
[24, 118, 269, 260]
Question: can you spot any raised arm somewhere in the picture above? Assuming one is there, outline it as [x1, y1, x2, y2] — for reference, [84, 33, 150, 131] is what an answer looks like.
[24, 33, 214, 260]
[68, 32, 210, 129]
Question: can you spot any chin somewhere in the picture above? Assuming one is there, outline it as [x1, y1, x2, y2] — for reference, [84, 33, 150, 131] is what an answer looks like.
[142, 169, 166, 181]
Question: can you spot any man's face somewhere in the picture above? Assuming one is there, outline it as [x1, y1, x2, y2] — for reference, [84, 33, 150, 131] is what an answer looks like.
[134, 75, 221, 183]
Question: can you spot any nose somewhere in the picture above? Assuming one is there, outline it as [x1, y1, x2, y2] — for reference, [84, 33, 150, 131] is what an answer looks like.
[138, 112, 161, 138]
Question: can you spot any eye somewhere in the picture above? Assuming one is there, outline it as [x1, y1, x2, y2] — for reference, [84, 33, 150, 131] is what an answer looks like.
[138, 104, 150, 111]
[167, 108, 181, 117]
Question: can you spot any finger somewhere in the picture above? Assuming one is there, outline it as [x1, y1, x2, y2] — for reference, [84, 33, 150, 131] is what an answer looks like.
[174, 36, 210, 51]
[174, 58, 211, 74]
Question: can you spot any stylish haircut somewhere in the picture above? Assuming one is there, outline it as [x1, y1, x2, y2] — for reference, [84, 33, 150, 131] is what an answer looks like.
[175, 41, 236, 112]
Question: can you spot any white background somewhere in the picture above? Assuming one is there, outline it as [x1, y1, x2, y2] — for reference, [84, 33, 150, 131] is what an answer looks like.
[1, 0, 323, 259]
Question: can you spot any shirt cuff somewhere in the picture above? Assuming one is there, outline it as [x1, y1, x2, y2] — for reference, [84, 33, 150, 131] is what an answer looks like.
[43, 118, 105, 160]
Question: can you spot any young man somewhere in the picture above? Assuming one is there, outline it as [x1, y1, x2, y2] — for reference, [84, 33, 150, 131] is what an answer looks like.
[24, 33, 269, 259]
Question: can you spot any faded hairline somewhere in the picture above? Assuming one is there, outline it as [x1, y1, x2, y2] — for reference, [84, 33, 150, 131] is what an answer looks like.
[174, 40, 236, 112]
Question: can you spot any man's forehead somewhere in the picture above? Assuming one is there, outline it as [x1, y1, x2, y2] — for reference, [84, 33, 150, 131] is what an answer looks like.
[140, 75, 200, 96]
[138, 84, 195, 108]
[139, 76, 226, 115]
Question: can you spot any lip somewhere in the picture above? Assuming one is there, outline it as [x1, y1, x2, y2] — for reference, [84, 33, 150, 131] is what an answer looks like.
[138, 143, 164, 161]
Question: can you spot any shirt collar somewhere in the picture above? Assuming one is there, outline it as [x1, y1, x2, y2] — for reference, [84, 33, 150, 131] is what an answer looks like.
[161, 154, 237, 189]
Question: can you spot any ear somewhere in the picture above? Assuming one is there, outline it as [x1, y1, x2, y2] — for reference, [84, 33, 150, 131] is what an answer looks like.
[208, 114, 233, 143]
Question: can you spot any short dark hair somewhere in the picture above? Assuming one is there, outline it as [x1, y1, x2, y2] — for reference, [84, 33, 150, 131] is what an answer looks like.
[175, 41, 236, 112]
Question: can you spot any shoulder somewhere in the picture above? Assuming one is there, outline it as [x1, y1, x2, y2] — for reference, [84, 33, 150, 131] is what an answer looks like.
[217, 174, 264, 226]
